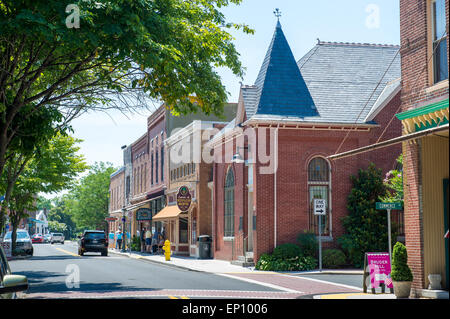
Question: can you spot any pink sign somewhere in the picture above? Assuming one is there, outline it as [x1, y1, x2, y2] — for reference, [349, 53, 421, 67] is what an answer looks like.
[366, 253, 393, 289]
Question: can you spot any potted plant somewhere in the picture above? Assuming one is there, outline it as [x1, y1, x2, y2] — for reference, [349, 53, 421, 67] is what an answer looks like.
[391, 242, 413, 298]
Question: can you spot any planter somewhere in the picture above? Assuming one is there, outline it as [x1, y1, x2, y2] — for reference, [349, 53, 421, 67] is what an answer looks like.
[428, 274, 442, 290]
[393, 281, 412, 298]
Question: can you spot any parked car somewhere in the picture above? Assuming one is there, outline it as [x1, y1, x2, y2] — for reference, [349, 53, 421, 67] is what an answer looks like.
[44, 234, 52, 243]
[31, 233, 44, 244]
[0, 245, 29, 299]
[2, 230, 33, 257]
[51, 233, 64, 244]
[78, 230, 108, 256]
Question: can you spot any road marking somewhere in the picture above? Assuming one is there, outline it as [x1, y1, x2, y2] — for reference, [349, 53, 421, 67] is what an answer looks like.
[319, 293, 366, 299]
[168, 295, 178, 299]
[53, 247, 80, 257]
[285, 274, 362, 291]
[218, 273, 302, 293]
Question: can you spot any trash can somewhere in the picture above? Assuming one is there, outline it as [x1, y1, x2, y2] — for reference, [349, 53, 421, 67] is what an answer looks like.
[197, 235, 212, 259]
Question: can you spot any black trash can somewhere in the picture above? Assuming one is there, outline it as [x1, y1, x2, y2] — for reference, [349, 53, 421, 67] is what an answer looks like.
[197, 235, 212, 259]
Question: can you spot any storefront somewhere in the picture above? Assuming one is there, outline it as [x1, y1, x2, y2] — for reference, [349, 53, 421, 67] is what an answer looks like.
[152, 205, 189, 255]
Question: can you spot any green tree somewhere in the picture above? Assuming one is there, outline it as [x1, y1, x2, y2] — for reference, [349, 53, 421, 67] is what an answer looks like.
[47, 195, 77, 239]
[65, 162, 116, 231]
[338, 163, 390, 268]
[2, 132, 87, 251]
[0, 0, 252, 178]
[380, 154, 403, 204]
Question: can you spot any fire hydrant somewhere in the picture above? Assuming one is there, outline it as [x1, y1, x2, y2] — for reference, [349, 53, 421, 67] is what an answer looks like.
[162, 240, 171, 261]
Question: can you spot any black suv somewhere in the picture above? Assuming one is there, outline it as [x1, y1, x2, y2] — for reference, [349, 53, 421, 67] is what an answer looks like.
[78, 230, 108, 256]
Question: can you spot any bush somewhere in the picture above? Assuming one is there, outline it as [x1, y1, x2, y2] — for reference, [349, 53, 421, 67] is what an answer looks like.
[338, 163, 390, 268]
[255, 244, 317, 272]
[322, 249, 347, 268]
[272, 243, 303, 259]
[297, 230, 318, 257]
[391, 242, 413, 282]
[131, 235, 141, 251]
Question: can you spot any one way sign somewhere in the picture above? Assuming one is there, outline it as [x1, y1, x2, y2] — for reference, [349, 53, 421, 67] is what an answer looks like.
[314, 199, 326, 216]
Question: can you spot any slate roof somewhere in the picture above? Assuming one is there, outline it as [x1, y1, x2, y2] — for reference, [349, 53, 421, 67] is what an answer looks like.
[241, 23, 401, 125]
[251, 21, 318, 118]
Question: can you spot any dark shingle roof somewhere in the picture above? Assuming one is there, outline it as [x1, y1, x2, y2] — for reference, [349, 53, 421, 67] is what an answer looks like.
[251, 21, 318, 118]
[241, 23, 401, 125]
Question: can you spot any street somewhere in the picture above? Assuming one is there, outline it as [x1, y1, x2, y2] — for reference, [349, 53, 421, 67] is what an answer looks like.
[9, 242, 363, 299]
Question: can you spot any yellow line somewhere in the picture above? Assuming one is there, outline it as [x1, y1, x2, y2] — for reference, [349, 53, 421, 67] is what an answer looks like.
[181, 296, 189, 299]
[168, 295, 178, 299]
[54, 247, 80, 257]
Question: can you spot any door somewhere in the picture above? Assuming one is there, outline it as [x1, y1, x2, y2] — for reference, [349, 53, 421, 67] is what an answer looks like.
[444, 179, 449, 290]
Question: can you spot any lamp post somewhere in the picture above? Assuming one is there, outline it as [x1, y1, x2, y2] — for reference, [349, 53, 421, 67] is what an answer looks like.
[121, 206, 126, 252]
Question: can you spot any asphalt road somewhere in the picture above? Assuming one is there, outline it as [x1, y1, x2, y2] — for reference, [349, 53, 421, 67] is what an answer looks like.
[9, 242, 283, 299]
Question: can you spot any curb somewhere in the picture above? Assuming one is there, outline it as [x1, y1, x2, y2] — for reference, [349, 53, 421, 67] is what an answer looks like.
[108, 249, 201, 273]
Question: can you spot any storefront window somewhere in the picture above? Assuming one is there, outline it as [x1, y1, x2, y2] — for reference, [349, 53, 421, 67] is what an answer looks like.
[432, 0, 448, 83]
[308, 157, 330, 236]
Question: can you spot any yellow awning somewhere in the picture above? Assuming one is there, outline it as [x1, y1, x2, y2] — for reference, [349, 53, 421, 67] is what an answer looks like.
[152, 205, 183, 221]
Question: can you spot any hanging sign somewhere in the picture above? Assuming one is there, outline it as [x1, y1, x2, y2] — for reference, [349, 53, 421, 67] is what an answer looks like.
[363, 252, 394, 293]
[177, 186, 192, 212]
[136, 208, 152, 221]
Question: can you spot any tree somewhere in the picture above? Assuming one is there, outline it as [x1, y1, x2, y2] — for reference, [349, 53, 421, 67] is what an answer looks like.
[47, 195, 76, 239]
[65, 162, 116, 231]
[338, 163, 391, 268]
[0, 0, 252, 178]
[380, 154, 403, 204]
[2, 132, 87, 251]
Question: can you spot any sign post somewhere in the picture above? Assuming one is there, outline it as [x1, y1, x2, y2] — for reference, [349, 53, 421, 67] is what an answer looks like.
[314, 199, 326, 272]
[376, 202, 402, 264]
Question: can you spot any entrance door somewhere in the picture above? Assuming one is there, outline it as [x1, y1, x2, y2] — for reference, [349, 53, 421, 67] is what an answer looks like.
[444, 179, 449, 289]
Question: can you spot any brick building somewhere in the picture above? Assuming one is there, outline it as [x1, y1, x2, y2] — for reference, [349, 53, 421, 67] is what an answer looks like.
[208, 21, 403, 265]
[396, 0, 449, 295]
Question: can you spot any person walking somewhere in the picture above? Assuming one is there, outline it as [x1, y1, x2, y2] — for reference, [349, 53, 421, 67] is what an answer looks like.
[152, 228, 160, 254]
[145, 228, 152, 253]
[140, 227, 146, 252]
[117, 231, 123, 250]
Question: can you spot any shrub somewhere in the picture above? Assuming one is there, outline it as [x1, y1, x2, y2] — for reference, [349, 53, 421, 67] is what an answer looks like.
[391, 242, 413, 282]
[297, 230, 318, 257]
[255, 248, 317, 272]
[131, 235, 141, 251]
[272, 243, 303, 259]
[338, 163, 390, 268]
[322, 249, 347, 268]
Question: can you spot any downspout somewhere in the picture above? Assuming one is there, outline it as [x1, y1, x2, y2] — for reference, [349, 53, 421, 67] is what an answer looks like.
[274, 127, 279, 250]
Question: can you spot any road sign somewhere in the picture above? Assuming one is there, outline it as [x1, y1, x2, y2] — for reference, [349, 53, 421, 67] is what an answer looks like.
[314, 199, 326, 215]
[376, 202, 402, 210]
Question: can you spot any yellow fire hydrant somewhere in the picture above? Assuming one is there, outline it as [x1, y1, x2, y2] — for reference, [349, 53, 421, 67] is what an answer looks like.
[163, 240, 171, 261]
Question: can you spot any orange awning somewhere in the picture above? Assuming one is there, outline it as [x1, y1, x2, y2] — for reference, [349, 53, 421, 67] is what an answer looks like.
[152, 205, 184, 221]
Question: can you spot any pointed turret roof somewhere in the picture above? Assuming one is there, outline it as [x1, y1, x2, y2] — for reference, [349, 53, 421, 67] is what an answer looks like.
[252, 21, 318, 118]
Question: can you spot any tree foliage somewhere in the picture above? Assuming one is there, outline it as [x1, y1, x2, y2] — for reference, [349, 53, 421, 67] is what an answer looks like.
[338, 163, 391, 268]
[65, 162, 116, 231]
[0, 0, 252, 179]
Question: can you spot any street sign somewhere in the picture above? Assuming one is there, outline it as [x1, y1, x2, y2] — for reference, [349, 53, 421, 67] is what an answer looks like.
[376, 202, 402, 210]
[314, 199, 326, 215]
[1, 241, 11, 258]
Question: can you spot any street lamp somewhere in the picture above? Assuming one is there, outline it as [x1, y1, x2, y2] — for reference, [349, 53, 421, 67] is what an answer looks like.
[231, 146, 248, 164]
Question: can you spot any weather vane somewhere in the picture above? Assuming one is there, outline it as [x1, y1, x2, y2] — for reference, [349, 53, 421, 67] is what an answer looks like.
[273, 8, 281, 21]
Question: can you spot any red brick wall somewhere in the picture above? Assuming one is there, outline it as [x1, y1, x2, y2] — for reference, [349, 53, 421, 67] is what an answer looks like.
[399, 0, 449, 291]
[213, 92, 402, 262]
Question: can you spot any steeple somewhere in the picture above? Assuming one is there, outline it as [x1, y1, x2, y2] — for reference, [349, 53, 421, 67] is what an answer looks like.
[253, 15, 318, 118]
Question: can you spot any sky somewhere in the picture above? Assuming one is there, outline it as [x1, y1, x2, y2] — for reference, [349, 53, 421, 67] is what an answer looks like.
[70, 0, 400, 170]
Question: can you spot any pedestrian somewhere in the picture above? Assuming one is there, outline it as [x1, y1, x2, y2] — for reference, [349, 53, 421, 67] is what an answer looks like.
[145, 228, 152, 253]
[152, 228, 160, 254]
[140, 227, 146, 252]
[115, 229, 121, 249]
[117, 231, 123, 250]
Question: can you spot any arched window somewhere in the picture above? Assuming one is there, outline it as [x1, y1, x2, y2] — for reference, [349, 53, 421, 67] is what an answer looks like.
[224, 168, 235, 237]
[308, 157, 330, 236]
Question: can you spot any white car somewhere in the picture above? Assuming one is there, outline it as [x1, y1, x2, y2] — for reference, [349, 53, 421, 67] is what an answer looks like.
[51, 233, 64, 244]
[2, 230, 33, 256]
